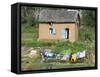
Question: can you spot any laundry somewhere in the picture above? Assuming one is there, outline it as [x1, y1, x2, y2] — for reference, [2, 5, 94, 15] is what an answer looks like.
[76, 50, 86, 58]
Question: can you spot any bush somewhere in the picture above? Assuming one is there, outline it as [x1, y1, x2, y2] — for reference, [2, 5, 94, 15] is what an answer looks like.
[22, 25, 38, 33]
[72, 42, 85, 53]
[52, 41, 86, 54]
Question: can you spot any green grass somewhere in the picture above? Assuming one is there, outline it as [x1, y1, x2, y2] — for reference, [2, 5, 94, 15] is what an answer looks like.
[21, 24, 95, 71]
[22, 24, 38, 33]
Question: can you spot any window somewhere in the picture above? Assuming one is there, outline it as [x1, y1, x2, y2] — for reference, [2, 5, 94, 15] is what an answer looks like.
[49, 27, 56, 35]
[65, 28, 69, 39]
[49, 28, 53, 34]
[61, 28, 69, 39]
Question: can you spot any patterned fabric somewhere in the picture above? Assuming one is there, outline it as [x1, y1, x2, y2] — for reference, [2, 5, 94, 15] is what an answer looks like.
[76, 50, 86, 58]
[71, 54, 77, 62]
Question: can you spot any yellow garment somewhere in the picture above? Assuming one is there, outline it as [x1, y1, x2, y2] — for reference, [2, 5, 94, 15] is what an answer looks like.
[71, 54, 77, 62]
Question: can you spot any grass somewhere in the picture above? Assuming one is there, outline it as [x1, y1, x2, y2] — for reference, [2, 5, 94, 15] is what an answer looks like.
[21, 52, 94, 71]
[22, 62, 94, 71]
[21, 24, 95, 71]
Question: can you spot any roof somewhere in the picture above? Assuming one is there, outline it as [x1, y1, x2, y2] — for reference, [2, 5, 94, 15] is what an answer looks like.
[39, 9, 79, 23]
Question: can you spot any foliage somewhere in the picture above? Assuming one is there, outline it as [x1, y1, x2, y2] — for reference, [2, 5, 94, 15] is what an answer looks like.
[22, 24, 38, 33]
[51, 41, 86, 54]
[79, 30, 91, 41]
[21, 6, 42, 26]
[81, 10, 95, 27]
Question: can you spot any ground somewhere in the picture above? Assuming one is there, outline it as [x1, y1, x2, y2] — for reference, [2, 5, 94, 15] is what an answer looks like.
[21, 46, 94, 71]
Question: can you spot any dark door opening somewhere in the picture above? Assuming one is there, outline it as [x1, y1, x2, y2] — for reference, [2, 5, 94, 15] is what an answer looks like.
[65, 28, 69, 39]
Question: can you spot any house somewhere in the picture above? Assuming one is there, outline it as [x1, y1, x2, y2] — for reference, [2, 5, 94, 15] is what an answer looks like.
[38, 9, 80, 42]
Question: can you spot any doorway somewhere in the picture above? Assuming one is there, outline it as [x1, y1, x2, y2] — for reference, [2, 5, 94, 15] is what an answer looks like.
[61, 28, 69, 39]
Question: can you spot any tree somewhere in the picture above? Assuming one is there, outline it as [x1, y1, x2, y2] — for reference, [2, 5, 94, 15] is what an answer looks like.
[21, 6, 42, 26]
[81, 10, 95, 27]
[79, 10, 95, 42]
